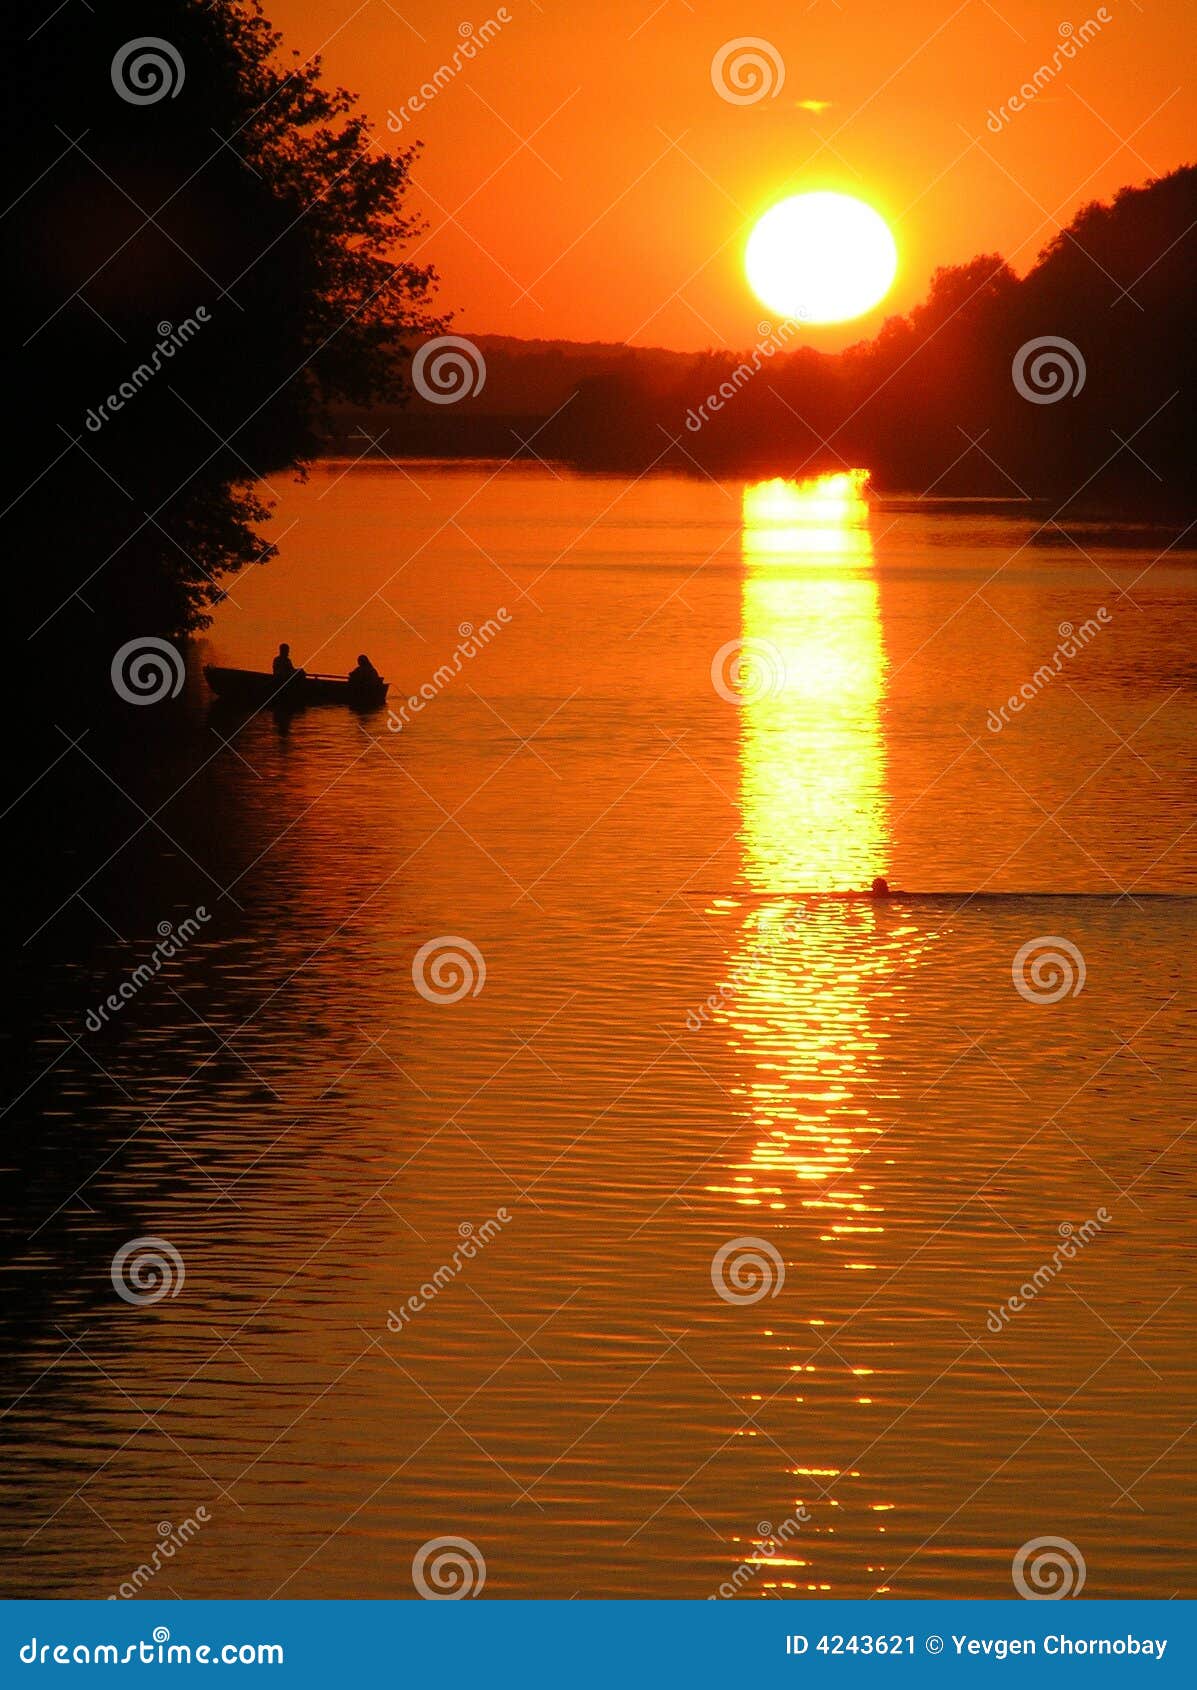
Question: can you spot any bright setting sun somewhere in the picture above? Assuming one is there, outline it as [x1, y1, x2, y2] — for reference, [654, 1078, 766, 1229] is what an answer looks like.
[745, 191, 899, 325]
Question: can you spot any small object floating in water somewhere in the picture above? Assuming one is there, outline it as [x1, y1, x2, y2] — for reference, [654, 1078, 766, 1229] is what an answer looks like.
[204, 665, 388, 711]
[870, 876, 890, 898]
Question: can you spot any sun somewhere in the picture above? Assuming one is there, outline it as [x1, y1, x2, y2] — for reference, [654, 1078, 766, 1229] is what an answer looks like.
[745, 192, 898, 326]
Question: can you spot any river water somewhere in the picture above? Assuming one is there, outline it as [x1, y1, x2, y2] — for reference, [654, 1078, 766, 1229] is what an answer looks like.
[4, 463, 1195, 1600]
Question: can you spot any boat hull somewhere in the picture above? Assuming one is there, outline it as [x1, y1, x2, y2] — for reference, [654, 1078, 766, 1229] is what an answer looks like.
[204, 666, 388, 711]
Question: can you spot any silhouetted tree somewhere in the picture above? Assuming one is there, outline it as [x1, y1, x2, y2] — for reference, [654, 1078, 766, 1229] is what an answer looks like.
[5, 0, 444, 677]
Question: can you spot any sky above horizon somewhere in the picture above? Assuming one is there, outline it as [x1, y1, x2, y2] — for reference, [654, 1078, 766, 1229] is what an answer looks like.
[268, 0, 1194, 351]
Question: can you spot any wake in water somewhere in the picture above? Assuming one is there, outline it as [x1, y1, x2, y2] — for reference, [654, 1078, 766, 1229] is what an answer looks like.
[688, 889, 1194, 903]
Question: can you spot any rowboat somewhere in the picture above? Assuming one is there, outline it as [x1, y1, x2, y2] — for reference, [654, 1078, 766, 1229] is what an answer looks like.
[204, 665, 389, 710]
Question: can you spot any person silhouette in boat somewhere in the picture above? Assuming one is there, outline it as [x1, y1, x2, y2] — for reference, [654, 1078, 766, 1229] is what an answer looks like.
[272, 642, 304, 684]
[347, 653, 382, 691]
[870, 876, 890, 898]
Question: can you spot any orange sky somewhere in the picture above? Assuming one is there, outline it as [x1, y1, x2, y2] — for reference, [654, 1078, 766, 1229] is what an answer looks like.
[269, 0, 1193, 350]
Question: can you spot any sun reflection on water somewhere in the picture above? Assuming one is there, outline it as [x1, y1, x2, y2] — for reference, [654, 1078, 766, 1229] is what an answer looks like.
[738, 470, 887, 893]
[716, 468, 895, 1195]
[710, 471, 921, 1591]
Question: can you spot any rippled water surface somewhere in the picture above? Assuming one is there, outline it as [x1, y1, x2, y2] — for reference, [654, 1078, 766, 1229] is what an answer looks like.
[5, 464, 1196, 1600]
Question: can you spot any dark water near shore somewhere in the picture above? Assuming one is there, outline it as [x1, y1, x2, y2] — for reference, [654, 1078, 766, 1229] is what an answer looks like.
[3, 464, 1195, 1600]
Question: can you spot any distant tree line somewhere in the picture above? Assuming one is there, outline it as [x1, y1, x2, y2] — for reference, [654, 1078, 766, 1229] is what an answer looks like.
[340, 167, 1195, 506]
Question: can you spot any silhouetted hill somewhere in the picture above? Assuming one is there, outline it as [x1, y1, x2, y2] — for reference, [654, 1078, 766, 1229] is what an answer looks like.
[334, 167, 1197, 504]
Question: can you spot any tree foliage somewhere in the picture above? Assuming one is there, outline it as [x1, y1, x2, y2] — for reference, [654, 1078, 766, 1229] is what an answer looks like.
[5, 0, 444, 657]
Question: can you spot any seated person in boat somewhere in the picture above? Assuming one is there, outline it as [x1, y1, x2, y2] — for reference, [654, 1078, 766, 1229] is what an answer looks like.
[272, 642, 304, 683]
[347, 653, 382, 690]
